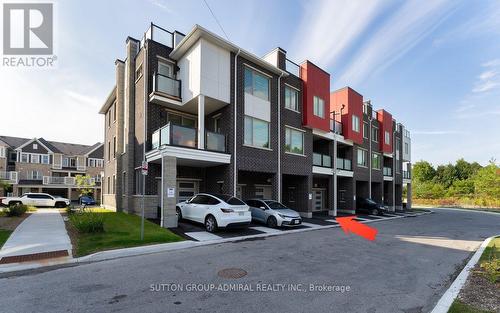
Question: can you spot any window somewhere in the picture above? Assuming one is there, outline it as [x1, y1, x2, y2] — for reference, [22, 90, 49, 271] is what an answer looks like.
[33, 143, 38, 150]
[285, 127, 304, 155]
[213, 116, 221, 133]
[372, 127, 379, 142]
[63, 157, 68, 167]
[244, 67, 270, 101]
[244, 116, 270, 148]
[158, 61, 173, 77]
[113, 136, 116, 159]
[167, 112, 196, 128]
[21, 153, 29, 163]
[357, 148, 367, 167]
[107, 142, 111, 160]
[135, 64, 143, 80]
[404, 142, 409, 154]
[113, 102, 117, 122]
[385, 131, 390, 145]
[352, 115, 360, 132]
[372, 153, 381, 170]
[313, 96, 325, 118]
[107, 177, 110, 194]
[30, 170, 41, 180]
[396, 138, 401, 160]
[69, 158, 76, 167]
[0, 146, 5, 158]
[284, 86, 299, 111]
[107, 111, 111, 127]
[31, 154, 40, 164]
[363, 122, 368, 139]
[113, 175, 116, 194]
[122, 172, 126, 191]
[41, 155, 49, 164]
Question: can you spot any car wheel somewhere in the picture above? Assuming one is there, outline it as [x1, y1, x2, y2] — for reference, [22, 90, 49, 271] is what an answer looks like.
[9, 201, 21, 207]
[176, 207, 182, 222]
[55, 202, 66, 208]
[205, 215, 218, 233]
[267, 216, 278, 228]
[371, 208, 379, 216]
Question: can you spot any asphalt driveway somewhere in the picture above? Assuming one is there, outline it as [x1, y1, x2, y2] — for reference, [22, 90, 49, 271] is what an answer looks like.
[0, 208, 498, 313]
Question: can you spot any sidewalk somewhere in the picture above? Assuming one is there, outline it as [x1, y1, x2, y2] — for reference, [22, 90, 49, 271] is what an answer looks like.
[0, 210, 72, 262]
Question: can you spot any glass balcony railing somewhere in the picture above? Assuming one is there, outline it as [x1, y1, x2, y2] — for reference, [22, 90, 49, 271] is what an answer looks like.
[153, 73, 181, 99]
[383, 167, 392, 176]
[330, 120, 343, 135]
[285, 58, 300, 77]
[313, 153, 332, 168]
[403, 171, 411, 179]
[336, 158, 352, 171]
[206, 131, 226, 152]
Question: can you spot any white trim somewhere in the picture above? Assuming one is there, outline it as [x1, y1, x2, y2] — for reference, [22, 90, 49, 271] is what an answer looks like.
[285, 151, 306, 157]
[284, 124, 306, 133]
[84, 143, 104, 157]
[312, 166, 333, 176]
[146, 146, 231, 165]
[15, 138, 53, 153]
[336, 169, 354, 177]
[242, 144, 273, 151]
[149, 93, 183, 106]
[284, 83, 300, 91]
[243, 63, 273, 78]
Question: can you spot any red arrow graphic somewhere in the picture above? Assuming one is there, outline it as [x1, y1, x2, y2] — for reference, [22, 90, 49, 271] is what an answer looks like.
[336, 216, 378, 241]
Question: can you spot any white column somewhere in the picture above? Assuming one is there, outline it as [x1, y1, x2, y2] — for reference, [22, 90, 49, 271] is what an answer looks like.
[198, 95, 205, 150]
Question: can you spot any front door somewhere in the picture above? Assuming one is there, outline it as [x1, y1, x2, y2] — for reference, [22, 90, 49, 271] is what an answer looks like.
[312, 189, 325, 212]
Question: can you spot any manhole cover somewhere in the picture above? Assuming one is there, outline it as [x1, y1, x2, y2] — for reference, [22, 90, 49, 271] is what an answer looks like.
[217, 268, 247, 279]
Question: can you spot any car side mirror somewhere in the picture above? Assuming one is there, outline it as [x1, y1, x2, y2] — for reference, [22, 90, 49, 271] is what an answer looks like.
[260, 206, 267, 210]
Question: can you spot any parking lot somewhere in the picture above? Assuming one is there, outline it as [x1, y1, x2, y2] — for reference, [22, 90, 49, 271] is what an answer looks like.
[170, 211, 427, 242]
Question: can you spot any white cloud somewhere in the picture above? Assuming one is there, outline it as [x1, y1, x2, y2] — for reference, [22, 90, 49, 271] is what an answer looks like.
[338, 0, 454, 86]
[146, 0, 174, 13]
[472, 59, 500, 93]
[289, 0, 387, 68]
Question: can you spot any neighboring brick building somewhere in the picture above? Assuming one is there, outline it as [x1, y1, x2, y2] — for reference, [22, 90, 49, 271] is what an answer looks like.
[99, 23, 412, 228]
[0, 135, 103, 201]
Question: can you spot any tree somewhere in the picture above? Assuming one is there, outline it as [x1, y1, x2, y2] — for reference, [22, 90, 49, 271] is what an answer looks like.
[446, 179, 474, 197]
[412, 161, 436, 182]
[75, 175, 96, 197]
[455, 158, 482, 181]
[473, 162, 500, 199]
[434, 164, 456, 188]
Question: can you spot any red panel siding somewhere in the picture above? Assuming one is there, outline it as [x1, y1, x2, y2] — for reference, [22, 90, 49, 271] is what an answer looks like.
[376, 109, 393, 153]
[330, 87, 363, 145]
[300, 61, 330, 132]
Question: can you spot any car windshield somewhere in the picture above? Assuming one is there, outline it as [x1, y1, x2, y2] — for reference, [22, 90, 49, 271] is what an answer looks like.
[264, 201, 288, 210]
[365, 199, 377, 205]
[211, 194, 245, 205]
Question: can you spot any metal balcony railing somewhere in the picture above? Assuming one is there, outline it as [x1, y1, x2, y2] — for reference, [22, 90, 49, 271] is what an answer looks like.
[383, 167, 392, 176]
[142, 23, 174, 48]
[313, 153, 332, 168]
[336, 158, 352, 171]
[330, 120, 343, 135]
[43, 176, 76, 186]
[0, 171, 18, 184]
[153, 72, 181, 99]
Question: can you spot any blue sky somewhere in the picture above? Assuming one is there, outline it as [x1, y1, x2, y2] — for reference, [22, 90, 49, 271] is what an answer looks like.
[0, 0, 499, 166]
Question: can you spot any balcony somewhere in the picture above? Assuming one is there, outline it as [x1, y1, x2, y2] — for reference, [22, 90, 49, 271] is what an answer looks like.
[336, 158, 352, 171]
[153, 73, 181, 99]
[43, 176, 75, 186]
[403, 171, 411, 179]
[383, 167, 392, 176]
[152, 123, 226, 153]
[285, 58, 300, 77]
[313, 153, 332, 168]
[330, 120, 343, 135]
[0, 171, 18, 184]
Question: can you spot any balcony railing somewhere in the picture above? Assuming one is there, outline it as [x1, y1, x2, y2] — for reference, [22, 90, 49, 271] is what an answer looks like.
[383, 167, 392, 176]
[43, 176, 76, 186]
[142, 23, 174, 48]
[330, 120, 343, 135]
[206, 131, 226, 152]
[285, 58, 300, 77]
[336, 158, 352, 171]
[0, 171, 18, 184]
[313, 153, 332, 168]
[403, 171, 411, 179]
[153, 73, 181, 99]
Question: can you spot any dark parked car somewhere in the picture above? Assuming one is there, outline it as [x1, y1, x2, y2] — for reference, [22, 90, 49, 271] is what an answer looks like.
[79, 195, 96, 205]
[356, 197, 387, 216]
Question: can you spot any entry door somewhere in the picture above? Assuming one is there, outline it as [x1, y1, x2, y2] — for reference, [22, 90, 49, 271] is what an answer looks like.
[254, 185, 272, 199]
[313, 189, 325, 211]
[177, 180, 198, 203]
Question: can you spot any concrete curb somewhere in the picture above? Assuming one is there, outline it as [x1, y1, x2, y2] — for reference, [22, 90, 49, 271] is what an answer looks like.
[0, 211, 429, 274]
[430, 234, 498, 313]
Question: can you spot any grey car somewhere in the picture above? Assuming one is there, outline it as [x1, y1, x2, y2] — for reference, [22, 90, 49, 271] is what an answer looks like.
[245, 199, 302, 228]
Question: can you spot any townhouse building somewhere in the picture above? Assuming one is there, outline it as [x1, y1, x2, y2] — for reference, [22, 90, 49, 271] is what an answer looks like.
[0, 136, 104, 201]
[99, 23, 412, 228]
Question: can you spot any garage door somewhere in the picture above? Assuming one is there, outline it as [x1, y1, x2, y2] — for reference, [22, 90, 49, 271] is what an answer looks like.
[177, 180, 198, 202]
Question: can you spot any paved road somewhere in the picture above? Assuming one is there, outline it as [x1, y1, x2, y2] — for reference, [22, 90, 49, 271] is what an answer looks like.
[0, 209, 498, 313]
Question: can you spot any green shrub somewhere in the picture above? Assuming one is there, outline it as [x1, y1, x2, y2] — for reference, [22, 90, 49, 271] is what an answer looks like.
[7, 204, 28, 217]
[69, 210, 104, 233]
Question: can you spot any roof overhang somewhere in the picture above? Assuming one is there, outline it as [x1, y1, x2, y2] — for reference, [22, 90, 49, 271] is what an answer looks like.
[169, 24, 289, 77]
[99, 86, 116, 114]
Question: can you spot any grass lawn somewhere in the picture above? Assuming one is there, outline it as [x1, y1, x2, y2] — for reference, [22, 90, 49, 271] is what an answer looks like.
[449, 300, 493, 313]
[0, 229, 12, 249]
[479, 236, 499, 263]
[69, 211, 184, 257]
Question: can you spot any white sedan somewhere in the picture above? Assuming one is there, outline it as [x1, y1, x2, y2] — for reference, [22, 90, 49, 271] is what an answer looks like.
[176, 193, 251, 232]
[1, 193, 71, 208]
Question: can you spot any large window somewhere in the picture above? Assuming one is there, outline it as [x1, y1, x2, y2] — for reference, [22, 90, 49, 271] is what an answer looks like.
[372, 153, 381, 170]
[313, 96, 324, 118]
[41, 155, 50, 164]
[31, 154, 40, 164]
[352, 115, 360, 132]
[158, 61, 173, 77]
[357, 148, 367, 167]
[372, 127, 379, 142]
[244, 67, 270, 101]
[244, 116, 270, 148]
[285, 86, 299, 111]
[385, 131, 390, 145]
[167, 112, 196, 128]
[21, 153, 29, 163]
[363, 122, 368, 139]
[285, 127, 304, 155]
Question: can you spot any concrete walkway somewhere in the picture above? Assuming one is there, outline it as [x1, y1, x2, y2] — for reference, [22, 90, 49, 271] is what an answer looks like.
[0, 210, 72, 258]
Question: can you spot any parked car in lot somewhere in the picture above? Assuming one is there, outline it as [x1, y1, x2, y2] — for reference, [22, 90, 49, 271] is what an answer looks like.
[245, 199, 302, 228]
[176, 193, 251, 232]
[356, 197, 387, 216]
[1, 193, 70, 208]
[79, 195, 96, 205]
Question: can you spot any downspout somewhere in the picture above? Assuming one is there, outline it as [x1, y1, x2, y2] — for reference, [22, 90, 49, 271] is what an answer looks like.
[392, 124, 397, 212]
[368, 113, 373, 199]
[233, 49, 241, 197]
[333, 125, 337, 216]
[277, 71, 284, 202]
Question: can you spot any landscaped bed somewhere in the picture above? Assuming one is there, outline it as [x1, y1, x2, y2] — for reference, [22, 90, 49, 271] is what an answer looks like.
[65, 209, 184, 257]
[449, 237, 499, 313]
